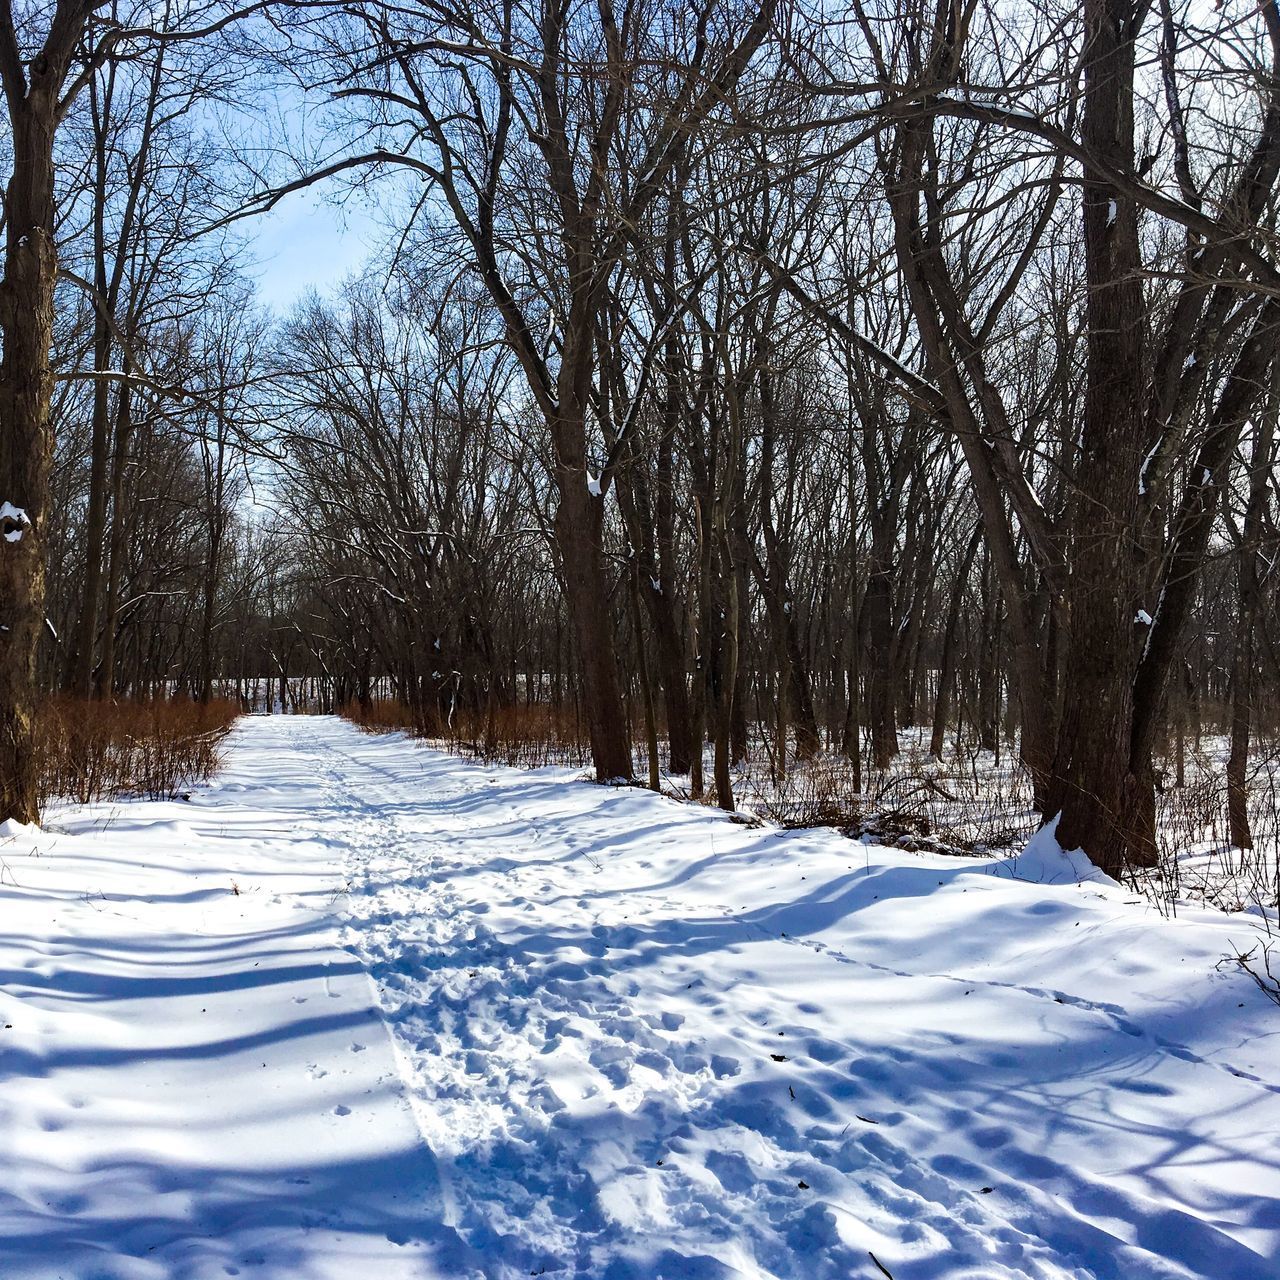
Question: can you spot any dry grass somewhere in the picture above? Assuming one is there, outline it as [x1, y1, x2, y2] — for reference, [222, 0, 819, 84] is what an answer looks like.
[1141, 736, 1280, 915]
[445, 703, 592, 769]
[341, 698, 591, 769]
[341, 698, 419, 735]
[36, 695, 240, 804]
[738, 743, 1036, 856]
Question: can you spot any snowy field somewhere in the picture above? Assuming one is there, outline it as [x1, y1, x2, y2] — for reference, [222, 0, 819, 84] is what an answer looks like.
[2, 716, 1279, 1280]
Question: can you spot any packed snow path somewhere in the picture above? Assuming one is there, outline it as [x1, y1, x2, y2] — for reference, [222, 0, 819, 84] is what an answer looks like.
[2, 717, 1279, 1280]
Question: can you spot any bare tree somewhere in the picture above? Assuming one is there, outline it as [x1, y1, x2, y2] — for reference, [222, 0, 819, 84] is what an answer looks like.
[0, 0, 264, 821]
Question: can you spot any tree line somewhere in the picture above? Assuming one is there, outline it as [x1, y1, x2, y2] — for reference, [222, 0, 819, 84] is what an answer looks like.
[2, 0, 1279, 879]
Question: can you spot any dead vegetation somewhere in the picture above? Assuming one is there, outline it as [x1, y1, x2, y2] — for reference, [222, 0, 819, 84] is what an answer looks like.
[342, 699, 592, 769]
[35, 696, 239, 805]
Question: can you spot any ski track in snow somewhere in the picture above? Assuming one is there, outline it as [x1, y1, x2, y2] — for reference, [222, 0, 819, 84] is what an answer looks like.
[3, 716, 1280, 1280]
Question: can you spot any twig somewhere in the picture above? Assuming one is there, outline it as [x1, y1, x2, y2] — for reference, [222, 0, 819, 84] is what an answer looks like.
[869, 1252, 895, 1280]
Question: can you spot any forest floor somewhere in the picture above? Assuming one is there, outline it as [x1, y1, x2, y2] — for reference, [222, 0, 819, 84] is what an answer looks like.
[1, 716, 1279, 1280]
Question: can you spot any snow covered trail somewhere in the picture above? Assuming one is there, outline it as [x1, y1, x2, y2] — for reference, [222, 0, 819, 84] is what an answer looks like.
[0, 716, 468, 1280]
[323, 720, 1280, 1280]
[4, 716, 1280, 1280]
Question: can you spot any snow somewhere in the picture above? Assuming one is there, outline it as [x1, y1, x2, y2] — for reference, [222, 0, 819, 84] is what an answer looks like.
[587, 473, 602, 498]
[1, 500, 30, 542]
[3, 716, 1280, 1279]
[1106, 199, 1117, 227]
[1139, 438, 1160, 495]
[999, 814, 1118, 886]
[0, 721, 450, 1280]
[1136, 608, 1154, 625]
[0, 817, 40, 840]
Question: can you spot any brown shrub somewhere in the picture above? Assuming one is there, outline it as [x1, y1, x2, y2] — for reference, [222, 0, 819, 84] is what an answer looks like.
[450, 702, 591, 768]
[35, 696, 240, 804]
[341, 698, 420, 735]
[341, 698, 591, 769]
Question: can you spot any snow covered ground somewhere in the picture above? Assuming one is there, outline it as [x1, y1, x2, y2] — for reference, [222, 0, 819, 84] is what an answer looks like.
[2, 716, 1279, 1280]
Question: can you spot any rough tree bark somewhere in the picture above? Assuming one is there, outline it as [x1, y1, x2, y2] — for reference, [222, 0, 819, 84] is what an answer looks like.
[1043, 0, 1155, 875]
[552, 405, 633, 780]
[930, 524, 981, 760]
[1226, 414, 1274, 847]
[0, 27, 67, 823]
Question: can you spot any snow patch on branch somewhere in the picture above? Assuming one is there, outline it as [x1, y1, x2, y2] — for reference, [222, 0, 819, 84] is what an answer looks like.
[1138, 439, 1160, 495]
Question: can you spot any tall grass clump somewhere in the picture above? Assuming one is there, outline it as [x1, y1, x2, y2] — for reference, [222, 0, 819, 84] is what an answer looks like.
[342, 697, 592, 769]
[341, 697, 420, 735]
[36, 696, 240, 804]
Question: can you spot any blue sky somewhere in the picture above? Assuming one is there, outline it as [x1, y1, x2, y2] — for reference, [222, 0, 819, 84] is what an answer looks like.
[245, 185, 380, 313]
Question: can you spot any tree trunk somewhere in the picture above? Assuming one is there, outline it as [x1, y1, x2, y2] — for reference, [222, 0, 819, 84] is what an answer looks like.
[198, 526, 222, 705]
[1226, 623, 1254, 851]
[758, 350, 820, 761]
[0, 98, 59, 824]
[67, 84, 115, 700]
[1226, 413, 1274, 847]
[861, 541, 898, 769]
[931, 525, 981, 759]
[1045, 0, 1155, 876]
[712, 514, 739, 812]
[656, 283, 695, 774]
[553, 464, 632, 781]
[67, 300, 112, 698]
[629, 559, 661, 791]
[977, 553, 1000, 753]
[614, 461, 693, 775]
[98, 382, 135, 699]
